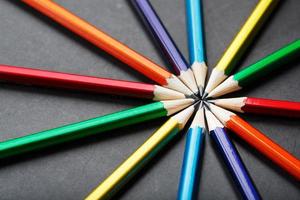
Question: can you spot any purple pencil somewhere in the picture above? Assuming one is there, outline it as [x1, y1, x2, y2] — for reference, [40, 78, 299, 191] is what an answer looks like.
[205, 109, 261, 200]
[131, 0, 198, 94]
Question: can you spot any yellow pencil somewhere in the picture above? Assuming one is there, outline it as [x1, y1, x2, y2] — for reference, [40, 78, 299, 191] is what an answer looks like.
[85, 105, 195, 200]
[205, 0, 279, 94]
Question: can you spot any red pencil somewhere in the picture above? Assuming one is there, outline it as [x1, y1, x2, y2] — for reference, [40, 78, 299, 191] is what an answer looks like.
[211, 97, 300, 117]
[209, 103, 300, 180]
[0, 64, 186, 101]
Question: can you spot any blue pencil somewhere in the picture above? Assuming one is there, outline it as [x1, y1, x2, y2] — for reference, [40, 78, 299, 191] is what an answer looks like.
[131, 0, 198, 94]
[186, 0, 207, 94]
[178, 106, 205, 200]
[205, 109, 261, 200]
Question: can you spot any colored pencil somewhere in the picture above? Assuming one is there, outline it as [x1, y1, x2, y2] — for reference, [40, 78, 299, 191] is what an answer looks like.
[205, 0, 279, 94]
[208, 39, 300, 98]
[0, 64, 186, 101]
[186, 0, 207, 94]
[209, 104, 300, 180]
[178, 106, 205, 200]
[0, 99, 194, 159]
[85, 105, 195, 200]
[131, 0, 198, 94]
[21, 0, 194, 96]
[211, 97, 300, 117]
[205, 109, 261, 200]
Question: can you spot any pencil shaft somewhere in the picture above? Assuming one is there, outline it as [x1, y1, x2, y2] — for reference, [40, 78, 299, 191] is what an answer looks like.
[0, 64, 155, 99]
[244, 97, 300, 117]
[22, 0, 171, 85]
[228, 115, 300, 180]
[131, 0, 189, 74]
[85, 118, 180, 200]
[211, 127, 260, 200]
[0, 102, 167, 159]
[178, 127, 205, 200]
[234, 39, 300, 86]
[186, 0, 206, 63]
[216, 0, 278, 75]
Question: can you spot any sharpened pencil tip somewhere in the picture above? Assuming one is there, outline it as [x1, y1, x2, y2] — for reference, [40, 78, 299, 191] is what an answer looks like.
[204, 68, 227, 94]
[208, 103, 235, 124]
[172, 105, 195, 130]
[165, 75, 194, 96]
[199, 101, 204, 108]
[194, 90, 200, 97]
[185, 93, 198, 99]
[191, 62, 208, 93]
[204, 101, 210, 108]
[153, 85, 186, 101]
[190, 106, 205, 128]
[207, 100, 215, 104]
[207, 76, 240, 98]
[205, 109, 224, 131]
[178, 69, 199, 94]
[163, 98, 195, 116]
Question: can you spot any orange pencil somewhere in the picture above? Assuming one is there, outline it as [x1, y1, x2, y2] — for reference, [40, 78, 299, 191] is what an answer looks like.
[21, 0, 193, 96]
[209, 103, 300, 180]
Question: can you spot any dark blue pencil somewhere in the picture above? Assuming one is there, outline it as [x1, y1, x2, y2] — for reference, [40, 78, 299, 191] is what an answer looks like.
[131, 0, 198, 94]
[205, 109, 261, 200]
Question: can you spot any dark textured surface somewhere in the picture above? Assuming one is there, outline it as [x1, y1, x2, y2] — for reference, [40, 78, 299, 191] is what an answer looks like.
[0, 0, 299, 199]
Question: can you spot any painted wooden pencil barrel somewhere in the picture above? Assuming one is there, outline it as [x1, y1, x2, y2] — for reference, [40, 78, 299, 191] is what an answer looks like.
[210, 127, 261, 200]
[0, 102, 168, 159]
[178, 127, 205, 200]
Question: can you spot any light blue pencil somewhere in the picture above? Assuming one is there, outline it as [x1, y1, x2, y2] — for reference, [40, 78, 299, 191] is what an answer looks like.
[178, 106, 205, 200]
[186, 0, 207, 94]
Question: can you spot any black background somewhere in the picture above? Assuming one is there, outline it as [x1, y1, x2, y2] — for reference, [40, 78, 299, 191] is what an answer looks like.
[0, 0, 299, 199]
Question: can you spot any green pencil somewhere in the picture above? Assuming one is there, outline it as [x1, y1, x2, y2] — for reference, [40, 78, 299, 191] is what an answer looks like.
[0, 99, 194, 159]
[208, 39, 300, 98]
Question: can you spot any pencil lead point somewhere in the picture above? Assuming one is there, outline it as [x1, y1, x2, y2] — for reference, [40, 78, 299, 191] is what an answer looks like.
[185, 93, 198, 100]
[203, 101, 210, 108]
[207, 99, 215, 104]
[200, 101, 204, 108]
